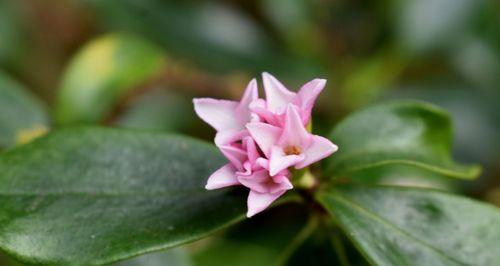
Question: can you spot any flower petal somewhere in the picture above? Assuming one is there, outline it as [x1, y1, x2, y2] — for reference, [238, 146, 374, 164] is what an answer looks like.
[246, 122, 281, 157]
[269, 175, 293, 194]
[262, 72, 295, 113]
[243, 137, 260, 165]
[219, 145, 247, 170]
[205, 164, 239, 190]
[296, 78, 326, 124]
[193, 98, 240, 131]
[237, 169, 270, 193]
[247, 190, 286, 217]
[237, 78, 258, 111]
[214, 130, 247, 146]
[269, 145, 304, 176]
[279, 105, 311, 148]
[295, 135, 338, 169]
[249, 99, 280, 125]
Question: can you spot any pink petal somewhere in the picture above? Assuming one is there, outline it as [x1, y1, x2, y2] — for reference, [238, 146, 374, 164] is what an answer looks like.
[262, 72, 295, 113]
[246, 122, 281, 157]
[296, 78, 326, 124]
[236, 161, 252, 176]
[214, 130, 247, 146]
[247, 190, 286, 217]
[295, 135, 338, 169]
[243, 137, 259, 165]
[219, 145, 247, 171]
[278, 105, 311, 148]
[193, 98, 240, 131]
[269, 146, 304, 176]
[237, 169, 270, 193]
[255, 158, 269, 170]
[249, 99, 280, 125]
[269, 176, 293, 194]
[237, 78, 258, 111]
[205, 164, 239, 190]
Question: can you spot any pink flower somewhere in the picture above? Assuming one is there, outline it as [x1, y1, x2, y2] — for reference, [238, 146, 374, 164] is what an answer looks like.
[193, 73, 337, 217]
[250, 72, 326, 127]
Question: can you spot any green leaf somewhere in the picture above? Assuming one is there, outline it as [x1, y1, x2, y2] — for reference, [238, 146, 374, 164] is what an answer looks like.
[116, 249, 191, 266]
[0, 71, 49, 148]
[55, 33, 165, 125]
[325, 100, 481, 179]
[0, 127, 246, 266]
[316, 185, 500, 266]
[192, 203, 309, 266]
[115, 89, 195, 133]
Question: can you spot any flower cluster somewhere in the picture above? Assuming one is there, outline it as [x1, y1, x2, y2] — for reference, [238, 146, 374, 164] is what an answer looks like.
[193, 72, 338, 217]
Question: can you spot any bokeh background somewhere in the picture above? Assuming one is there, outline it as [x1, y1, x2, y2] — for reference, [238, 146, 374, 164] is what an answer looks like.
[0, 0, 499, 265]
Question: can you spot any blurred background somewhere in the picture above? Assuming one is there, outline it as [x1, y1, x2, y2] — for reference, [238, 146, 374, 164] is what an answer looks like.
[0, 0, 499, 265]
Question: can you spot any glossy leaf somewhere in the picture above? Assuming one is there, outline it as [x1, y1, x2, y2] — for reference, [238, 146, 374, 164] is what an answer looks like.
[55, 34, 165, 125]
[0, 71, 49, 148]
[317, 185, 500, 266]
[0, 127, 246, 266]
[325, 100, 481, 179]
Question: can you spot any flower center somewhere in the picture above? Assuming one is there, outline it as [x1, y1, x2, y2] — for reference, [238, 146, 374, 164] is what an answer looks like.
[284, 146, 301, 155]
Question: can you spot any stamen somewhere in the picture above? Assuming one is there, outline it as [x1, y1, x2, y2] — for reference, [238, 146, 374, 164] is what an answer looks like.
[284, 146, 301, 155]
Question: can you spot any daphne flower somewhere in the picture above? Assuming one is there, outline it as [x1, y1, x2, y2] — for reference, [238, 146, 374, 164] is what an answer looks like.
[193, 79, 258, 145]
[250, 72, 326, 126]
[247, 104, 338, 176]
[194, 73, 337, 217]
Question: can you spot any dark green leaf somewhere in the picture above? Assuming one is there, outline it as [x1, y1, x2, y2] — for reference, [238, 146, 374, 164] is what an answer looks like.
[0, 71, 49, 148]
[192, 203, 309, 266]
[317, 185, 500, 266]
[55, 34, 165, 125]
[0, 127, 246, 266]
[325, 100, 480, 179]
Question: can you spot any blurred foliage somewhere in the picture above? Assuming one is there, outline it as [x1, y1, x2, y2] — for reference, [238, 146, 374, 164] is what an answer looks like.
[55, 33, 165, 124]
[0, 71, 49, 149]
[0, 0, 498, 265]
